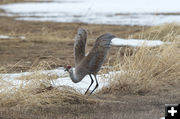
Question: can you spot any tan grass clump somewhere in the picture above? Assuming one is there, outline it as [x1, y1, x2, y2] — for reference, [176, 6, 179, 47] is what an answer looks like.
[0, 62, 94, 108]
[0, 77, 94, 108]
[100, 39, 180, 95]
[132, 24, 180, 41]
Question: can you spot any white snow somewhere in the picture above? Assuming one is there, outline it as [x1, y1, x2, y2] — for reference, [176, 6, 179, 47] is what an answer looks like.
[0, 0, 180, 25]
[1, 0, 180, 14]
[0, 35, 25, 40]
[0, 67, 118, 93]
[19, 36, 26, 40]
[0, 35, 12, 39]
[111, 38, 167, 47]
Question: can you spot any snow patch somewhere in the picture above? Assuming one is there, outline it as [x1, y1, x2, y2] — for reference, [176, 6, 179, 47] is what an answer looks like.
[19, 36, 26, 40]
[0, 67, 120, 93]
[0, 35, 25, 40]
[0, 35, 12, 39]
[111, 38, 167, 47]
[0, 0, 180, 25]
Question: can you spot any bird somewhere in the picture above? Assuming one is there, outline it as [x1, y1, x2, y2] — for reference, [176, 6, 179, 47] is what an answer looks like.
[64, 28, 116, 95]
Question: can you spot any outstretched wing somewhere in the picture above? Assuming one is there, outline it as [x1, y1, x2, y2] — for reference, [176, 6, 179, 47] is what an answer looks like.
[83, 33, 116, 74]
[93, 33, 116, 49]
[74, 28, 87, 66]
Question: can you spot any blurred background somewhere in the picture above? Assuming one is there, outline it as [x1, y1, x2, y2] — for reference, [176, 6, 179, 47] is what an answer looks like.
[0, 0, 180, 25]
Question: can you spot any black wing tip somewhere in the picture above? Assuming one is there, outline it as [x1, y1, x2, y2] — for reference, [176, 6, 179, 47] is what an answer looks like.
[99, 33, 116, 40]
[104, 33, 116, 37]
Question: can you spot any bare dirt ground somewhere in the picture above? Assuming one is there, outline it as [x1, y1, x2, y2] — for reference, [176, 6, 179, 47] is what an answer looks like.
[0, 1, 179, 119]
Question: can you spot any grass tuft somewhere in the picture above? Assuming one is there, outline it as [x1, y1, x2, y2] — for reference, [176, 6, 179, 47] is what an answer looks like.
[0, 79, 94, 108]
[100, 36, 180, 95]
[0, 62, 95, 108]
[133, 23, 180, 41]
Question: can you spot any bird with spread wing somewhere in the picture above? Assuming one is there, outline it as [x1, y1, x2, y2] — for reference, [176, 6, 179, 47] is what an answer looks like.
[65, 28, 116, 95]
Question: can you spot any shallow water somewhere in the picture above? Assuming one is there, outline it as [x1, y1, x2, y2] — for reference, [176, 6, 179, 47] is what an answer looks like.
[0, 0, 180, 25]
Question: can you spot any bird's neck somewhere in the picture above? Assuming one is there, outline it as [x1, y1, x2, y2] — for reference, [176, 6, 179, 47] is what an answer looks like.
[68, 69, 79, 83]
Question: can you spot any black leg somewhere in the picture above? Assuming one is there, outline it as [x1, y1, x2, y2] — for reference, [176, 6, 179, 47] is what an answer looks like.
[89, 75, 99, 95]
[85, 74, 94, 94]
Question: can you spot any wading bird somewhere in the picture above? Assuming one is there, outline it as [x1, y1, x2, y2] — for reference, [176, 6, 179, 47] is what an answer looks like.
[65, 28, 116, 95]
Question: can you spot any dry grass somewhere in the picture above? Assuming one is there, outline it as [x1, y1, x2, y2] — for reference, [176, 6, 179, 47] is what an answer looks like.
[0, 83, 92, 107]
[0, 62, 94, 108]
[133, 23, 180, 41]
[100, 37, 180, 95]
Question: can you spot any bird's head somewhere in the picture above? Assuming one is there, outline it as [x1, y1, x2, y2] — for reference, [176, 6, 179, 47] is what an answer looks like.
[64, 65, 72, 72]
